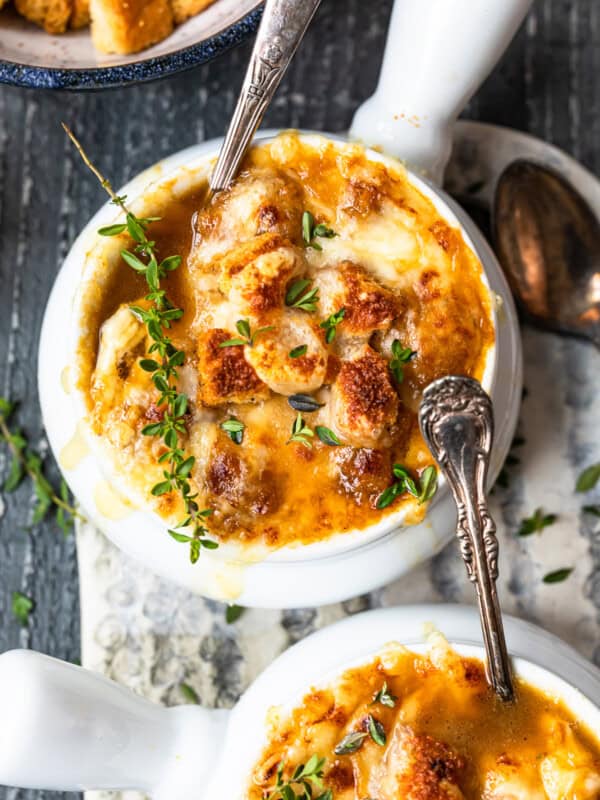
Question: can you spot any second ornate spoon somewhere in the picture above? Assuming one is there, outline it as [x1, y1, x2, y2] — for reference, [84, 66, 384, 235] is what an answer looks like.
[419, 375, 514, 701]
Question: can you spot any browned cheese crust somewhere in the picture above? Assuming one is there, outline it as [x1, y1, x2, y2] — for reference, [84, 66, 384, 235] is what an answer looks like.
[79, 133, 495, 549]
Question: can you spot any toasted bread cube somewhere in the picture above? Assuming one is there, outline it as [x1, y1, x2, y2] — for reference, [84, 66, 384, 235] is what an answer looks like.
[198, 328, 268, 407]
[330, 345, 398, 447]
[90, 0, 173, 54]
[315, 261, 400, 339]
[220, 241, 301, 324]
[170, 0, 214, 23]
[369, 724, 465, 800]
[71, 0, 90, 27]
[15, 0, 72, 33]
[245, 312, 328, 396]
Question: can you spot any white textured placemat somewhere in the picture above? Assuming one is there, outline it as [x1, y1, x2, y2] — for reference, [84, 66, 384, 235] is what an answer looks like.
[79, 122, 600, 799]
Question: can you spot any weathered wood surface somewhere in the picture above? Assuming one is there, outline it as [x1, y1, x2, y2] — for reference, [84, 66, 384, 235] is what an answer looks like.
[1, 0, 599, 796]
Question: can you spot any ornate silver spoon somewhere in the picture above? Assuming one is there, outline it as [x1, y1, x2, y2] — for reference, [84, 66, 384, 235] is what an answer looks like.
[419, 375, 514, 701]
[210, 0, 322, 193]
[494, 160, 600, 348]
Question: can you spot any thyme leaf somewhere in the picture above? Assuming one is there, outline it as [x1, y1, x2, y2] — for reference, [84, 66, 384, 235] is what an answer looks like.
[518, 507, 557, 537]
[287, 413, 314, 449]
[319, 307, 346, 344]
[302, 210, 337, 251]
[12, 591, 34, 626]
[0, 397, 82, 534]
[389, 339, 416, 384]
[286, 279, 320, 312]
[377, 464, 438, 510]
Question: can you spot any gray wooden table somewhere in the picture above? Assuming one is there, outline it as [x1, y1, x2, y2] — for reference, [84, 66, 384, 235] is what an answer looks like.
[1, 0, 599, 797]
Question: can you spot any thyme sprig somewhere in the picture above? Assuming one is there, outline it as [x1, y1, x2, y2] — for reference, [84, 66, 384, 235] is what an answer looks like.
[320, 307, 345, 343]
[0, 397, 82, 535]
[219, 318, 274, 348]
[377, 464, 438, 510]
[63, 124, 217, 563]
[267, 756, 330, 800]
[286, 279, 320, 312]
[302, 210, 337, 251]
[389, 340, 416, 384]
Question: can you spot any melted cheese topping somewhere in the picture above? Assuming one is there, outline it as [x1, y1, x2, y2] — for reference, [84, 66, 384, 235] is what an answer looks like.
[76, 132, 494, 550]
[248, 638, 600, 800]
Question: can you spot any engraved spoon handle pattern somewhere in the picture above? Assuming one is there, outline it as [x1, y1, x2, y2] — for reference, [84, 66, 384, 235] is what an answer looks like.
[210, 0, 322, 193]
[419, 375, 514, 701]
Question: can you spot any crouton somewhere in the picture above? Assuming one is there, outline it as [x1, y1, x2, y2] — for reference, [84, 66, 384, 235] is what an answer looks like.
[329, 345, 399, 447]
[170, 0, 214, 24]
[90, 0, 173, 54]
[314, 261, 400, 339]
[198, 328, 268, 407]
[221, 242, 302, 324]
[70, 0, 90, 27]
[245, 312, 328, 396]
[15, 0, 72, 34]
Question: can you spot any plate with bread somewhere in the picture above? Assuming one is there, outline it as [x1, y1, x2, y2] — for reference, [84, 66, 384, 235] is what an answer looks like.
[0, 0, 262, 89]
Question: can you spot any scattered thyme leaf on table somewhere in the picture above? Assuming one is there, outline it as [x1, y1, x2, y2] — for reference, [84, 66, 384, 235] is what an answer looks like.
[225, 604, 245, 624]
[576, 462, 600, 493]
[179, 682, 200, 704]
[543, 567, 574, 584]
[0, 397, 82, 534]
[12, 591, 34, 626]
[517, 507, 557, 537]
[63, 124, 217, 562]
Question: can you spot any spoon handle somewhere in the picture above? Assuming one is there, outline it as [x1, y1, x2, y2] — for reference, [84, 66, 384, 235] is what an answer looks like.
[419, 376, 514, 702]
[210, 0, 322, 193]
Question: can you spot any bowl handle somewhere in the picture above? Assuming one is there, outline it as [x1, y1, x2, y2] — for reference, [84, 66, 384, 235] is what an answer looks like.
[349, 0, 532, 183]
[0, 649, 229, 797]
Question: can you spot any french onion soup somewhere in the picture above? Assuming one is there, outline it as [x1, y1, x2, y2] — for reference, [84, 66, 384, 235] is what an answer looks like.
[249, 634, 600, 800]
[75, 132, 494, 552]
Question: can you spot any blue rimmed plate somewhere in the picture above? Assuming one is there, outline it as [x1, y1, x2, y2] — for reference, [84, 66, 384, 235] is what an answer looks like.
[0, 0, 261, 90]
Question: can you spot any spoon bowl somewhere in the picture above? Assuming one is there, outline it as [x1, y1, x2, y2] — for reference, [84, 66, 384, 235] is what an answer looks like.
[494, 159, 600, 347]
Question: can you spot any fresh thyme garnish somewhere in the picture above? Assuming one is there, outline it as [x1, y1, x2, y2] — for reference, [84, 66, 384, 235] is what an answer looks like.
[576, 462, 600, 492]
[367, 714, 386, 746]
[221, 418, 245, 445]
[389, 340, 416, 384]
[219, 318, 274, 348]
[584, 505, 600, 517]
[377, 464, 438, 510]
[225, 604, 245, 624]
[179, 682, 200, 704]
[288, 394, 324, 413]
[334, 730, 367, 755]
[315, 426, 341, 446]
[0, 397, 82, 535]
[289, 345, 308, 359]
[335, 715, 385, 755]
[287, 413, 314, 448]
[12, 591, 34, 626]
[63, 124, 218, 563]
[268, 756, 330, 800]
[168, 508, 217, 563]
[320, 308, 346, 343]
[518, 508, 557, 537]
[543, 567, 574, 584]
[372, 681, 396, 708]
[302, 210, 337, 251]
[285, 279, 320, 312]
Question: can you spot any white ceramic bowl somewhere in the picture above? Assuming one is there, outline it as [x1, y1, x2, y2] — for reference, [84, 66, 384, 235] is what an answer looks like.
[39, 130, 522, 607]
[38, 0, 532, 606]
[0, 605, 599, 797]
